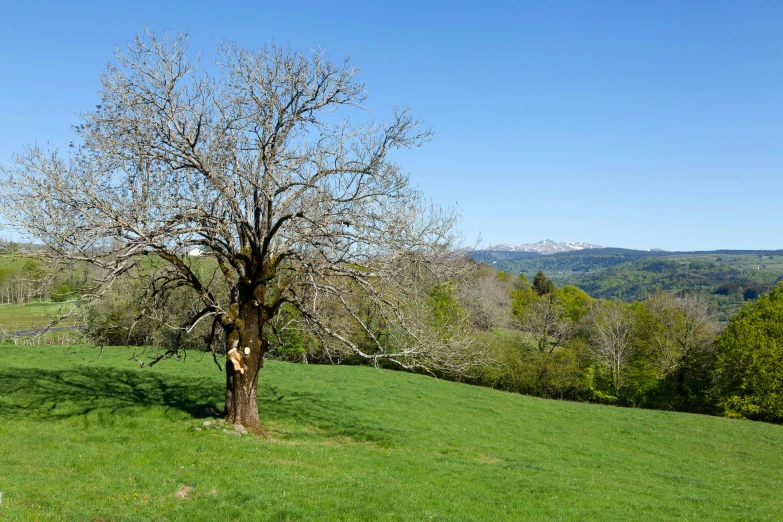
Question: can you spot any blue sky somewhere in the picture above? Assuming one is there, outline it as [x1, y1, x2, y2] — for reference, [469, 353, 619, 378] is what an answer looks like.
[1, 0, 781, 251]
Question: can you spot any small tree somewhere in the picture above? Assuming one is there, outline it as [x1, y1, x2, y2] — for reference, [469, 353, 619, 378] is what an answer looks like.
[0, 31, 481, 435]
[587, 301, 635, 396]
[516, 295, 572, 355]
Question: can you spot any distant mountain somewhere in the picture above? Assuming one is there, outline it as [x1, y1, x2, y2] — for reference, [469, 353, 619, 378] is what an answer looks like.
[487, 239, 604, 255]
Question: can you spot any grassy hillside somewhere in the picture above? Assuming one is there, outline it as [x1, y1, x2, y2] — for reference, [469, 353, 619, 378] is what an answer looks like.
[0, 346, 781, 521]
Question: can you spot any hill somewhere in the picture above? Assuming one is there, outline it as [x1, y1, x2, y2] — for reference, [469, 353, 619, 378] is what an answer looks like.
[0, 346, 781, 520]
[475, 248, 783, 321]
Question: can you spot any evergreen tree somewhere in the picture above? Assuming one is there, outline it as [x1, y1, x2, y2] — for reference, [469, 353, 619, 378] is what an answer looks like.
[532, 270, 555, 296]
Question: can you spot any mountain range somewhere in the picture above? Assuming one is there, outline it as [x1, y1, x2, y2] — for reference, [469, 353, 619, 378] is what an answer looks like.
[486, 239, 603, 255]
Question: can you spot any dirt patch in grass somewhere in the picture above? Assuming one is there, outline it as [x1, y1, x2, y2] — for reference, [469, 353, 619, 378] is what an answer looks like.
[175, 485, 194, 500]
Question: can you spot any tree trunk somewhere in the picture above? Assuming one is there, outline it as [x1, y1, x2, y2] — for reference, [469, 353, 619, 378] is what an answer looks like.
[224, 298, 268, 437]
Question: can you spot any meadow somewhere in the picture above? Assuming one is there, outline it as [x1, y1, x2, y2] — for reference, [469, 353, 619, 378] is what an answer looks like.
[0, 346, 781, 521]
[0, 302, 74, 333]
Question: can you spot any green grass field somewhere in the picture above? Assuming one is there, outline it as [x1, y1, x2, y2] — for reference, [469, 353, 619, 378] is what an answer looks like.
[0, 346, 781, 521]
[0, 301, 74, 333]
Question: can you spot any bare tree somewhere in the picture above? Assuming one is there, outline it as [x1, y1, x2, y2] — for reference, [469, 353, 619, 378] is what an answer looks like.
[456, 264, 513, 330]
[642, 292, 716, 379]
[587, 301, 635, 395]
[516, 295, 573, 354]
[0, 31, 481, 435]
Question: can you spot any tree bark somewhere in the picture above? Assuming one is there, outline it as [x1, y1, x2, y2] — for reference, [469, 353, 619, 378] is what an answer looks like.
[224, 298, 268, 437]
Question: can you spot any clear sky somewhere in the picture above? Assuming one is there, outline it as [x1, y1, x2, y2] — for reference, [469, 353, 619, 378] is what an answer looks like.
[1, 0, 781, 251]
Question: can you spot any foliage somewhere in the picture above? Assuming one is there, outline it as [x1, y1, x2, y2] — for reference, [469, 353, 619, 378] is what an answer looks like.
[427, 281, 468, 331]
[627, 293, 716, 412]
[516, 273, 531, 289]
[51, 283, 74, 302]
[0, 254, 89, 306]
[511, 286, 539, 319]
[84, 272, 216, 351]
[0, 257, 46, 304]
[553, 285, 593, 322]
[265, 303, 320, 362]
[714, 283, 783, 422]
[533, 338, 591, 400]
[503, 277, 591, 399]
[516, 295, 573, 354]
[493, 288, 717, 412]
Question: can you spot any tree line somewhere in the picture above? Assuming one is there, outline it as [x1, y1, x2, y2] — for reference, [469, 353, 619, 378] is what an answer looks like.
[474, 268, 783, 423]
[3, 244, 781, 424]
[80, 258, 783, 424]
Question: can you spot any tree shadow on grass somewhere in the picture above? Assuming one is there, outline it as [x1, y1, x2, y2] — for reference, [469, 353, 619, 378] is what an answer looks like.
[0, 367, 224, 420]
[0, 367, 400, 444]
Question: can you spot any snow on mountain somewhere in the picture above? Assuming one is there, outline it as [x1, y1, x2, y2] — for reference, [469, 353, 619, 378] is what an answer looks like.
[487, 239, 603, 255]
